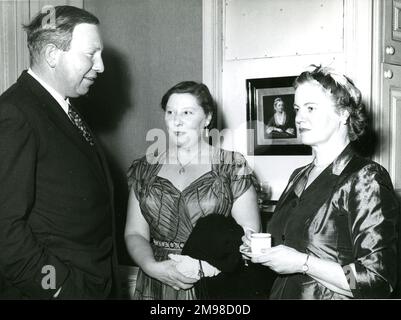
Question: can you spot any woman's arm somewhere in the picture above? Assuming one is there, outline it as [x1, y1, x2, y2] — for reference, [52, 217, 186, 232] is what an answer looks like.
[266, 117, 283, 134]
[307, 258, 356, 297]
[231, 186, 261, 233]
[252, 165, 399, 298]
[343, 165, 399, 298]
[252, 245, 353, 297]
[124, 189, 197, 290]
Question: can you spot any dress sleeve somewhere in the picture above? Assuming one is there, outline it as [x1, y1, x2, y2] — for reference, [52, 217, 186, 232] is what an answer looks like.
[267, 116, 275, 127]
[342, 164, 399, 298]
[127, 157, 145, 201]
[229, 152, 259, 201]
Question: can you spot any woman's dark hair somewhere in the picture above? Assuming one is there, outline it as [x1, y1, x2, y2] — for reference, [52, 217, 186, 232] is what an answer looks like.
[294, 65, 368, 141]
[161, 81, 216, 128]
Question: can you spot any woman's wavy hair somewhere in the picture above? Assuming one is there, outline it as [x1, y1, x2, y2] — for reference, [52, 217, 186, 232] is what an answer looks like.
[294, 65, 368, 141]
[161, 81, 216, 129]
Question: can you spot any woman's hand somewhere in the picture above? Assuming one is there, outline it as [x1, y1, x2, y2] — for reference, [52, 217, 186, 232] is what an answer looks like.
[266, 127, 274, 134]
[267, 126, 283, 134]
[169, 254, 221, 278]
[240, 227, 255, 260]
[241, 228, 253, 247]
[251, 245, 307, 274]
[147, 259, 198, 290]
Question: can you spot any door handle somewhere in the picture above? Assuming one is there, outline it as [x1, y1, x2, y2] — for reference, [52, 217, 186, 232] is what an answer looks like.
[385, 46, 395, 55]
[384, 70, 393, 79]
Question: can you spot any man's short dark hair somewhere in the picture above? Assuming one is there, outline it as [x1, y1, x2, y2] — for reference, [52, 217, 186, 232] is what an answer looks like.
[23, 5, 99, 65]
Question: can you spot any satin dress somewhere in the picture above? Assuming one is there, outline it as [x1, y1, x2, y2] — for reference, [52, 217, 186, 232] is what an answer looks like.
[127, 148, 257, 300]
[267, 144, 399, 299]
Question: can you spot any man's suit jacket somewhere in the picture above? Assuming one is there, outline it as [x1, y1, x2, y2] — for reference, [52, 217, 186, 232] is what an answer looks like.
[0, 71, 120, 299]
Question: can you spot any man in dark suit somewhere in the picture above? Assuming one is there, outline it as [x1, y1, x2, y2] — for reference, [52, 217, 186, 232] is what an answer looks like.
[0, 5, 119, 299]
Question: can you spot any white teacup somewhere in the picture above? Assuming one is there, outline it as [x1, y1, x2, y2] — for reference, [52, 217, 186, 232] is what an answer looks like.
[251, 233, 271, 254]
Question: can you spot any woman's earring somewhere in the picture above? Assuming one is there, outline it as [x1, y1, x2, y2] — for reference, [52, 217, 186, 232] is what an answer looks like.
[204, 126, 209, 138]
[341, 110, 350, 126]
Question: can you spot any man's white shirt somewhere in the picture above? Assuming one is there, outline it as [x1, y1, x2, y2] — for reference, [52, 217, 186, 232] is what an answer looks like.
[27, 68, 70, 115]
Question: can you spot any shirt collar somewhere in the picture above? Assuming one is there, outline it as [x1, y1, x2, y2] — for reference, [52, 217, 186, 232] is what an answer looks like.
[27, 68, 69, 115]
[332, 143, 355, 176]
[330, 143, 355, 176]
[303, 143, 355, 178]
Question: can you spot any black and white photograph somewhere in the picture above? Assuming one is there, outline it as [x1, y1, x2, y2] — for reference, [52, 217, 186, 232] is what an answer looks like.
[246, 76, 311, 155]
[263, 95, 296, 140]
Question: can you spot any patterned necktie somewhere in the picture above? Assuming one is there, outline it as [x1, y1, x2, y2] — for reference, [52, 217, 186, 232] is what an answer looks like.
[68, 104, 95, 146]
[293, 165, 314, 198]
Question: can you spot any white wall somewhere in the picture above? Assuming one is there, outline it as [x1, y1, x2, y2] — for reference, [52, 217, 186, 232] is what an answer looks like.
[216, 0, 373, 199]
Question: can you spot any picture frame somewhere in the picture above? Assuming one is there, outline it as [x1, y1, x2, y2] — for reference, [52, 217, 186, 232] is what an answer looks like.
[246, 76, 312, 156]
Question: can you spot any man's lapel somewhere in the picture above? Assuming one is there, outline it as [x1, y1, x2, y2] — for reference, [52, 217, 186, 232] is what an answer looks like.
[92, 135, 114, 197]
[18, 71, 107, 186]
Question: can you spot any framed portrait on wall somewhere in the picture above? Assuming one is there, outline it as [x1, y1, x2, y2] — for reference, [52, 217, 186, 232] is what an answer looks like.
[246, 76, 312, 156]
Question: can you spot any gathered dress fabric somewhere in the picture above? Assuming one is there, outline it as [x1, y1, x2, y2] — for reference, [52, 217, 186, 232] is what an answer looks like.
[267, 144, 400, 299]
[127, 148, 257, 299]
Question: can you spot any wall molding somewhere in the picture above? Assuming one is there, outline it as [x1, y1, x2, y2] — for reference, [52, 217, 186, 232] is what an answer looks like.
[343, 0, 374, 109]
[371, 0, 384, 165]
[0, 1, 30, 93]
[202, 0, 223, 128]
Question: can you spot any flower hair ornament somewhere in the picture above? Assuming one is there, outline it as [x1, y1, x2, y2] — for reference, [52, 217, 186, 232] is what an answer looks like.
[306, 64, 362, 106]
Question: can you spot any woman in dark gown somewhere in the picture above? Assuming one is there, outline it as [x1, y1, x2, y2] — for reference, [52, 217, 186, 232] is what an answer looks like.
[266, 97, 295, 138]
[245, 65, 399, 299]
[125, 81, 261, 299]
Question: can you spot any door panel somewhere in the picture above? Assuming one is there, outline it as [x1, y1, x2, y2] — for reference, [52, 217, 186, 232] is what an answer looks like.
[384, 0, 401, 65]
[382, 63, 401, 198]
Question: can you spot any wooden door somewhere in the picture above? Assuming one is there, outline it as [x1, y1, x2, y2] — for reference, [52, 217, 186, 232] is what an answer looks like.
[381, 63, 401, 198]
[380, 0, 401, 198]
[384, 0, 401, 65]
